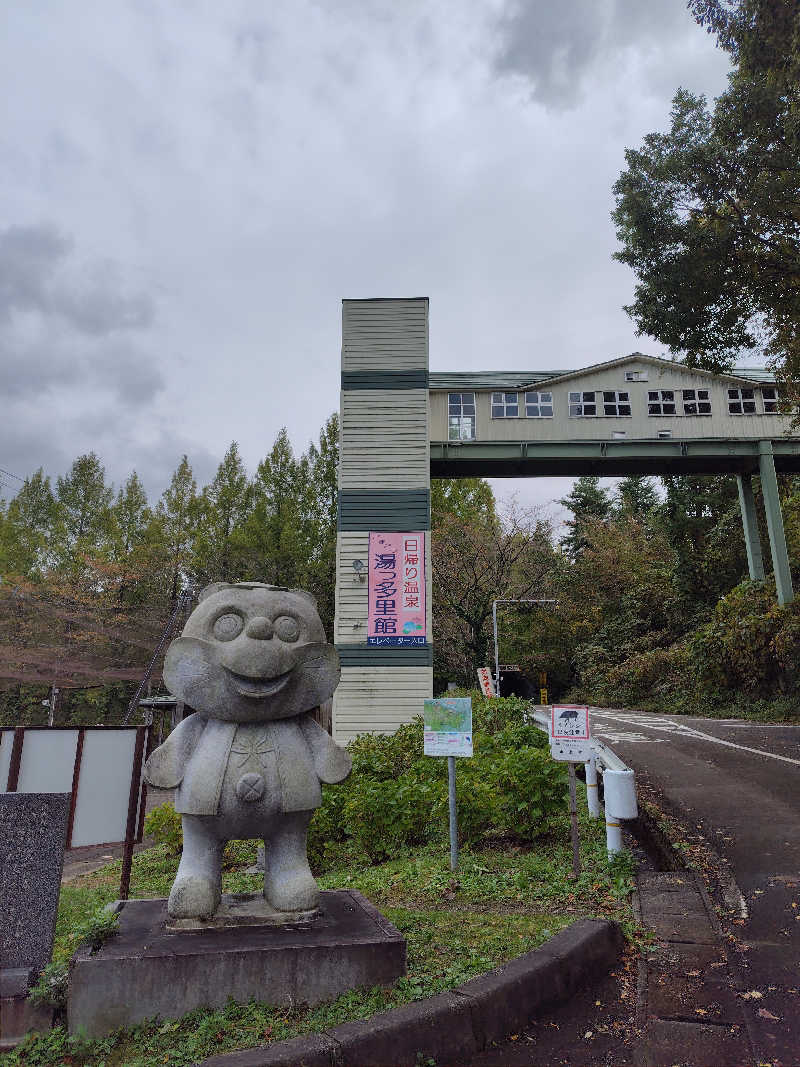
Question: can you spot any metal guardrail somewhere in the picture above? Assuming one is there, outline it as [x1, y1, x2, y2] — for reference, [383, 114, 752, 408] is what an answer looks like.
[528, 706, 638, 857]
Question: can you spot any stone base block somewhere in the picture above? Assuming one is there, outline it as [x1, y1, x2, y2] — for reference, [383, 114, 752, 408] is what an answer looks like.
[68, 890, 406, 1038]
[0, 968, 55, 1050]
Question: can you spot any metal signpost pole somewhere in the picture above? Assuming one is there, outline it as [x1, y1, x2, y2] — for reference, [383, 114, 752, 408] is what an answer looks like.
[568, 763, 580, 880]
[425, 697, 472, 874]
[549, 704, 591, 881]
[492, 600, 500, 696]
[448, 755, 458, 871]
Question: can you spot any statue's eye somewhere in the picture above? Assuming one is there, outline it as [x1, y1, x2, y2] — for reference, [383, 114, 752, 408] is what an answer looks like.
[274, 615, 300, 643]
[213, 613, 244, 641]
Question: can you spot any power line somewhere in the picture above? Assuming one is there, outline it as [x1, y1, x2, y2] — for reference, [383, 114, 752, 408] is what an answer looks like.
[0, 467, 25, 482]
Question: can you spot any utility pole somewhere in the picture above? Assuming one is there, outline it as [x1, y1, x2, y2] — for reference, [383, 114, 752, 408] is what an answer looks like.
[48, 684, 58, 727]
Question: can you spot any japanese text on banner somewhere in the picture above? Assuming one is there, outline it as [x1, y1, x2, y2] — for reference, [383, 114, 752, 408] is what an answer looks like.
[367, 532, 427, 646]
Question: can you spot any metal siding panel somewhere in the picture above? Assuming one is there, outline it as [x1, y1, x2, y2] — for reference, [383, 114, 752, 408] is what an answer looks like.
[337, 489, 431, 531]
[342, 370, 429, 391]
[332, 665, 433, 742]
[342, 299, 428, 374]
[336, 644, 433, 666]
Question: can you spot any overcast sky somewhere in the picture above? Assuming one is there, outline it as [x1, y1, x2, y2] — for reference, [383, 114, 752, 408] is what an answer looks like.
[0, 1, 732, 524]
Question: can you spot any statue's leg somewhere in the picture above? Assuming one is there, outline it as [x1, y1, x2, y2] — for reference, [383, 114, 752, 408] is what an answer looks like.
[168, 815, 224, 919]
[263, 811, 318, 913]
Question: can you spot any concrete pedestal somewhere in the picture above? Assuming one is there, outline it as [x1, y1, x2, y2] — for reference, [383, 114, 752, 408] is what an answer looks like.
[0, 968, 55, 1050]
[68, 890, 406, 1038]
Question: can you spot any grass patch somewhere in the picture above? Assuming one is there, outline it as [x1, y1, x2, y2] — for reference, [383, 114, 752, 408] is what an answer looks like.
[5, 787, 635, 1067]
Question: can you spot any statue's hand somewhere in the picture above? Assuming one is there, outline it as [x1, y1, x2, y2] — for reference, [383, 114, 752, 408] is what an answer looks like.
[144, 713, 206, 789]
[299, 714, 352, 784]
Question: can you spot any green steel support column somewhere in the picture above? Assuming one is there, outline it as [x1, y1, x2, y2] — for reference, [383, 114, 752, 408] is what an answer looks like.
[736, 474, 765, 581]
[758, 441, 794, 605]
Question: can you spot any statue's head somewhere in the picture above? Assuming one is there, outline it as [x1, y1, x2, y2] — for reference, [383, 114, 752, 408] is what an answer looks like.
[163, 583, 340, 722]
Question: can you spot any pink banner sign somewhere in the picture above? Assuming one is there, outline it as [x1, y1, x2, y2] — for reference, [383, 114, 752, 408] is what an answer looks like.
[367, 532, 427, 646]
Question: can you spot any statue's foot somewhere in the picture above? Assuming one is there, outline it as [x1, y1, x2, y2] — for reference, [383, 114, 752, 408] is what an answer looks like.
[264, 868, 319, 913]
[168, 874, 221, 919]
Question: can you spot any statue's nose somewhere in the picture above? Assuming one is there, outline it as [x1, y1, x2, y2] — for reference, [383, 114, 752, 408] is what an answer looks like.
[245, 616, 274, 640]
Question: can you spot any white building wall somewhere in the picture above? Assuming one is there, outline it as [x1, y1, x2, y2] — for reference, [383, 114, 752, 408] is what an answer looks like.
[430, 361, 792, 443]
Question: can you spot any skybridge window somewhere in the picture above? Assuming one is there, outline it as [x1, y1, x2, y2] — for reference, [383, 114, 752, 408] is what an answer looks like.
[524, 391, 553, 417]
[448, 393, 476, 440]
[602, 391, 632, 416]
[728, 388, 756, 415]
[569, 391, 597, 417]
[682, 389, 711, 415]
[491, 392, 519, 418]
[648, 390, 677, 416]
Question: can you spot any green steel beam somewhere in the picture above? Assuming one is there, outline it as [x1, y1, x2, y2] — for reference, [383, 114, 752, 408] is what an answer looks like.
[430, 438, 800, 478]
[736, 474, 765, 581]
[758, 441, 795, 605]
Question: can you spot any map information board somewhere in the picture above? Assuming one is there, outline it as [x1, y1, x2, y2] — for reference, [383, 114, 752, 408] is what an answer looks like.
[424, 698, 473, 758]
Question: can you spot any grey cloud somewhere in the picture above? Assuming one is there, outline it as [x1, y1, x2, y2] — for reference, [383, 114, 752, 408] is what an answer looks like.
[3, 331, 164, 409]
[0, 400, 219, 504]
[1, 224, 163, 413]
[0, 223, 71, 320]
[494, 0, 709, 108]
[0, 223, 154, 335]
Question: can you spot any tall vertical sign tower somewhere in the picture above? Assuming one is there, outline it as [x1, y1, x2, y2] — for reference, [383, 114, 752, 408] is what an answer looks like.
[332, 298, 433, 743]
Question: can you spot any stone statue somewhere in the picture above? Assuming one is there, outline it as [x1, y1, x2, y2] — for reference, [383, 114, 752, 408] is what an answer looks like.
[144, 582, 351, 920]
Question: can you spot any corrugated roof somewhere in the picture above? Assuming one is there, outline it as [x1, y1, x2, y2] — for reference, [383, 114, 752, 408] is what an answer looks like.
[429, 371, 560, 390]
[429, 362, 776, 390]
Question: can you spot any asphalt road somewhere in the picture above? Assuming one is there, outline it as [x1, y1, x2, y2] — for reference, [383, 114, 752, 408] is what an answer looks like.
[591, 710, 800, 1067]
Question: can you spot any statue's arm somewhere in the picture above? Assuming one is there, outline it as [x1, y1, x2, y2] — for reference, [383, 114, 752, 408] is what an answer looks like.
[299, 713, 352, 784]
[144, 713, 206, 789]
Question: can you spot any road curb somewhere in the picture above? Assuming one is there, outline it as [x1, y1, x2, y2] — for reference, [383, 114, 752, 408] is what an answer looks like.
[200, 918, 624, 1067]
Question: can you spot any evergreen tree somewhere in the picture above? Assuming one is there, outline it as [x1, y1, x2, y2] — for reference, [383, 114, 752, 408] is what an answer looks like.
[192, 443, 252, 584]
[238, 428, 312, 589]
[431, 477, 497, 530]
[157, 456, 199, 603]
[302, 414, 339, 636]
[108, 472, 159, 605]
[616, 476, 659, 518]
[54, 453, 113, 570]
[658, 475, 748, 610]
[559, 477, 612, 557]
[2, 468, 58, 577]
[613, 0, 800, 393]
[111, 473, 151, 559]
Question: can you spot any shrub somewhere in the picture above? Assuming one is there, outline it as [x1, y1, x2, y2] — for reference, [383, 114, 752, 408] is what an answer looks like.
[144, 801, 183, 855]
[29, 962, 70, 1011]
[79, 907, 120, 951]
[308, 698, 568, 867]
[689, 580, 800, 697]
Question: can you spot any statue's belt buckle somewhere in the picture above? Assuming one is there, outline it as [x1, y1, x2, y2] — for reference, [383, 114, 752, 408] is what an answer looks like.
[236, 772, 266, 802]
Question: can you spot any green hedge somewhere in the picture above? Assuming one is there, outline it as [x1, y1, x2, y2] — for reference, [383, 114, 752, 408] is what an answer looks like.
[308, 694, 567, 869]
[145, 694, 568, 872]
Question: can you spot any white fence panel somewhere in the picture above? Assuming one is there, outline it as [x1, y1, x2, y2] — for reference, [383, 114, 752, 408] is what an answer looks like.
[10, 729, 78, 793]
[70, 729, 139, 848]
[0, 731, 13, 791]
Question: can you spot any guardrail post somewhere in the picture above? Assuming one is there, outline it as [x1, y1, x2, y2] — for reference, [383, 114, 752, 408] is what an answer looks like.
[602, 768, 638, 857]
[585, 756, 601, 818]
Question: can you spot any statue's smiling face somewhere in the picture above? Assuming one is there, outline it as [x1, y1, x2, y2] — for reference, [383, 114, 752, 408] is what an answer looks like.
[163, 583, 340, 722]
